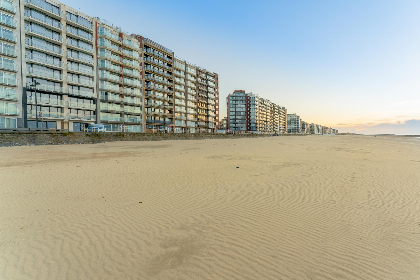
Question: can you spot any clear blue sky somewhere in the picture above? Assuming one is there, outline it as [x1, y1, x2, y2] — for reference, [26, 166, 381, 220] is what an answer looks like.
[66, 0, 420, 134]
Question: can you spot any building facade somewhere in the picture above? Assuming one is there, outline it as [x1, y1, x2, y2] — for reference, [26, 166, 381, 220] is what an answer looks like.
[1, 0, 219, 132]
[287, 113, 301, 134]
[227, 90, 287, 133]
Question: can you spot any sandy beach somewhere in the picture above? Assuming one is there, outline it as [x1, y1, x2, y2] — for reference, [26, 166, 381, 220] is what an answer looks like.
[1, 135, 420, 280]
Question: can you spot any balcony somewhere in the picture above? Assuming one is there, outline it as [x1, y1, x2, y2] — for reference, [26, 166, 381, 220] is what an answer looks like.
[0, 90, 17, 101]
[25, 29, 62, 44]
[144, 66, 172, 78]
[0, 106, 18, 115]
[144, 57, 171, 70]
[0, 76, 17, 86]
[98, 29, 122, 45]
[98, 51, 123, 65]
[100, 94, 121, 103]
[26, 54, 62, 70]
[0, 31, 16, 43]
[145, 75, 172, 86]
[68, 114, 96, 121]
[27, 110, 64, 119]
[25, 41, 63, 57]
[0, 0, 15, 14]
[124, 116, 142, 123]
[0, 45, 17, 58]
[98, 63, 123, 74]
[123, 69, 141, 79]
[124, 79, 142, 88]
[0, 17, 16, 29]
[98, 40, 122, 54]
[66, 42, 94, 54]
[67, 76, 94, 87]
[24, 0, 61, 20]
[27, 68, 62, 82]
[0, 60, 17, 72]
[66, 16, 93, 33]
[68, 102, 96, 110]
[24, 14, 61, 32]
[146, 118, 165, 124]
[123, 39, 140, 51]
[67, 64, 94, 76]
[145, 84, 172, 94]
[99, 84, 122, 94]
[99, 72, 122, 84]
[66, 28, 93, 43]
[27, 97, 65, 107]
[68, 88, 95, 99]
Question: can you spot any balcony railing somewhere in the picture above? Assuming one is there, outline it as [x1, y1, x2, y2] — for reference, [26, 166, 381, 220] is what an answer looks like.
[101, 115, 122, 122]
[0, 106, 18, 115]
[26, 54, 61, 68]
[68, 101, 96, 110]
[24, 14, 61, 30]
[67, 76, 93, 87]
[68, 88, 95, 98]
[0, 30, 16, 42]
[28, 110, 64, 119]
[0, 0, 16, 13]
[0, 90, 17, 100]
[68, 64, 94, 75]
[68, 114, 96, 121]
[26, 28, 62, 43]
[124, 116, 142, 123]
[27, 97, 65, 107]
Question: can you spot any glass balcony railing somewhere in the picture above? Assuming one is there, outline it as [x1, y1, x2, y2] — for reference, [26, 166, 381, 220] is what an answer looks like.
[0, 30, 16, 42]
[0, 0, 16, 13]
[100, 94, 121, 102]
[26, 53, 61, 68]
[66, 52, 93, 64]
[26, 28, 62, 42]
[24, 0, 60, 16]
[26, 40, 62, 55]
[28, 110, 64, 119]
[67, 88, 95, 98]
[0, 75, 16, 86]
[68, 101, 96, 110]
[100, 115, 122, 122]
[68, 113, 95, 120]
[99, 72, 121, 83]
[24, 14, 61, 29]
[0, 45, 16, 57]
[67, 27, 93, 41]
[0, 89, 17, 100]
[124, 116, 142, 123]
[67, 64, 93, 75]
[27, 97, 65, 106]
[124, 107, 142, 114]
[0, 106, 18, 115]
[27, 68, 61, 80]
[0, 58, 16, 72]
[67, 41, 93, 52]
[98, 40, 121, 52]
[67, 76, 93, 86]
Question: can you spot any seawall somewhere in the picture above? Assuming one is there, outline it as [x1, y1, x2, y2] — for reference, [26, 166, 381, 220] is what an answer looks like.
[0, 132, 307, 147]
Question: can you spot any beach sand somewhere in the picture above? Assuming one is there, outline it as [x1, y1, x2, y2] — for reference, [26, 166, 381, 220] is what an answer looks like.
[1, 135, 420, 279]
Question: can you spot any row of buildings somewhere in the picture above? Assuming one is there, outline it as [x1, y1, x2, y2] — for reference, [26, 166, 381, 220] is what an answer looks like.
[226, 90, 287, 134]
[287, 113, 338, 135]
[225, 90, 337, 134]
[0, 0, 219, 133]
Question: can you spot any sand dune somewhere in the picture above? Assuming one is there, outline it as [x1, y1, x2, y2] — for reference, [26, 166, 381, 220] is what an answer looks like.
[1, 135, 420, 279]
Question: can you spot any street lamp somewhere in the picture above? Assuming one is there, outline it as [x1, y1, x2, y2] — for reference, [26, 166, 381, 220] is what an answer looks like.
[29, 81, 41, 129]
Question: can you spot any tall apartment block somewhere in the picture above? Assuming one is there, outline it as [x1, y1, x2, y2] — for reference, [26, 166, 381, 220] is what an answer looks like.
[0, 0, 219, 132]
[287, 113, 301, 134]
[227, 90, 287, 133]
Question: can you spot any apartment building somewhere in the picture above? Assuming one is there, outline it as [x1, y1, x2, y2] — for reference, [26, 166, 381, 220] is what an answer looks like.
[0, 0, 20, 129]
[96, 19, 142, 132]
[227, 90, 287, 133]
[21, 0, 97, 131]
[1, 0, 219, 132]
[287, 113, 301, 134]
[300, 120, 310, 134]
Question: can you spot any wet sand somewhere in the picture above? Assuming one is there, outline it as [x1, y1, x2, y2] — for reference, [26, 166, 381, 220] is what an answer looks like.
[1, 135, 420, 279]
